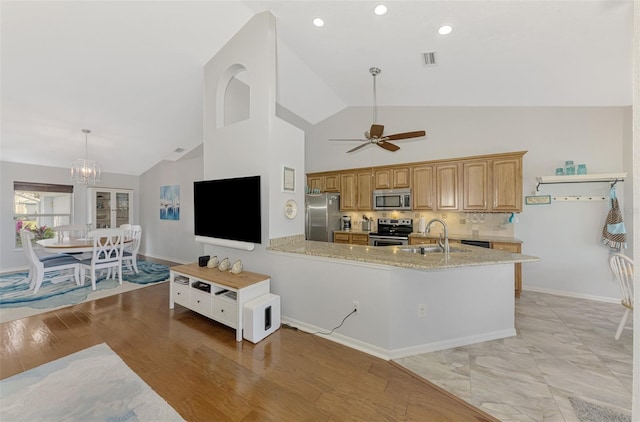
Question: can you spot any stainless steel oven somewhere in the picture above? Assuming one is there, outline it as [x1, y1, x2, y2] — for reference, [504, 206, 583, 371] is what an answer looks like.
[369, 235, 409, 247]
[368, 218, 413, 246]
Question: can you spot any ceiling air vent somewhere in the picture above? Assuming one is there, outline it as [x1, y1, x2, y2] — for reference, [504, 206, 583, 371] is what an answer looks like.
[422, 51, 437, 67]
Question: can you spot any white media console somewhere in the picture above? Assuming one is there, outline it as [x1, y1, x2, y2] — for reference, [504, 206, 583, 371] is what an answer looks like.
[169, 263, 270, 341]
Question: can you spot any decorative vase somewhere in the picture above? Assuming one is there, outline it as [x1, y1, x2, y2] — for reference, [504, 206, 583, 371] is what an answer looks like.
[207, 256, 218, 268]
[217, 257, 230, 271]
[230, 259, 243, 274]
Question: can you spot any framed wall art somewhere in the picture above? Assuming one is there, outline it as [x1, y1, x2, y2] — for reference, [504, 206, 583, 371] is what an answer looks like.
[282, 166, 295, 192]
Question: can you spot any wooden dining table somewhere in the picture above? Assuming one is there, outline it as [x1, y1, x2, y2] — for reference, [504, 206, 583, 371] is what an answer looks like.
[36, 237, 132, 254]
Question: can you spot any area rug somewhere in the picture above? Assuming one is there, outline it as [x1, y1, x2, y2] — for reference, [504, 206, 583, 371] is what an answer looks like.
[0, 343, 184, 421]
[0, 260, 169, 323]
[569, 397, 631, 422]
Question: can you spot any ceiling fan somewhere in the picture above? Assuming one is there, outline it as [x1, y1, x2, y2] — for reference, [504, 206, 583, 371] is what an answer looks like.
[330, 67, 427, 153]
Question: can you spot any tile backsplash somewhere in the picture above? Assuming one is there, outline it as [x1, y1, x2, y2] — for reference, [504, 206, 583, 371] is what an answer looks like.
[342, 211, 516, 238]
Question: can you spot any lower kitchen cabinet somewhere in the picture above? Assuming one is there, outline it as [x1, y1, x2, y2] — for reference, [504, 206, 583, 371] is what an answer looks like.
[492, 241, 522, 296]
[170, 263, 271, 342]
[334, 232, 369, 245]
[409, 237, 438, 245]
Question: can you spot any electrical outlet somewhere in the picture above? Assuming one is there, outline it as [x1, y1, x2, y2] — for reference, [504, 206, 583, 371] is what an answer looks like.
[418, 304, 426, 317]
[353, 300, 360, 312]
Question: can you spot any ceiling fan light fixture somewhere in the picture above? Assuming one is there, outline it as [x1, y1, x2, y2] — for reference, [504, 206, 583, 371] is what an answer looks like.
[71, 129, 101, 185]
[438, 24, 454, 35]
[374, 4, 388, 16]
[312, 17, 325, 27]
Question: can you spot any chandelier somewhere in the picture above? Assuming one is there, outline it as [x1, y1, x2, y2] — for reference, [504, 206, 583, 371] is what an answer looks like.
[71, 129, 101, 184]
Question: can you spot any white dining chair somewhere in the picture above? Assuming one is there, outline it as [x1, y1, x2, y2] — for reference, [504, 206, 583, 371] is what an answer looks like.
[78, 229, 125, 291]
[20, 230, 81, 294]
[53, 224, 87, 241]
[608, 253, 634, 340]
[122, 225, 142, 274]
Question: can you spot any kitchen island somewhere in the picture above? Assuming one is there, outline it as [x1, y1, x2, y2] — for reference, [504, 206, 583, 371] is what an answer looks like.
[265, 236, 538, 360]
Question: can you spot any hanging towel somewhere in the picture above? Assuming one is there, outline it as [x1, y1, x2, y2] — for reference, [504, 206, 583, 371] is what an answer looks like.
[602, 186, 627, 250]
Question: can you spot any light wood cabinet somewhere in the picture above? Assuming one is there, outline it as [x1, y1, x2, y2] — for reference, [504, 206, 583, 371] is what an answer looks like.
[412, 165, 435, 210]
[334, 232, 369, 245]
[356, 171, 373, 210]
[308, 151, 525, 213]
[339, 172, 357, 211]
[409, 237, 438, 245]
[374, 167, 411, 189]
[462, 156, 523, 212]
[435, 164, 460, 211]
[307, 173, 340, 193]
[492, 242, 522, 296]
[307, 176, 323, 192]
[462, 161, 489, 211]
[492, 157, 522, 212]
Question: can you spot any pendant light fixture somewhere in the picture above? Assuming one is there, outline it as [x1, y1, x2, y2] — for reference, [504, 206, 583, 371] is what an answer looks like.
[71, 129, 101, 184]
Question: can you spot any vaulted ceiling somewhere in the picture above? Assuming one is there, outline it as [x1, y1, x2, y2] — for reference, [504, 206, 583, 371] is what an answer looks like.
[1, 1, 633, 176]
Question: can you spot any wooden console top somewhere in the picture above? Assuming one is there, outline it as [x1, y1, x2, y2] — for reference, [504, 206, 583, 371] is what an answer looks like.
[171, 262, 270, 289]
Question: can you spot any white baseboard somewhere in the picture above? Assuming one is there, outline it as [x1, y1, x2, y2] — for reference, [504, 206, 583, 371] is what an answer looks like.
[281, 316, 392, 360]
[523, 286, 619, 304]
[389, 329, 517, 360]
[281, 316, 517, 361]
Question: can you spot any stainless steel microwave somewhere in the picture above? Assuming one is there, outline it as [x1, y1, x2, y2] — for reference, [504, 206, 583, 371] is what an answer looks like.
[373, 189, 412, 211]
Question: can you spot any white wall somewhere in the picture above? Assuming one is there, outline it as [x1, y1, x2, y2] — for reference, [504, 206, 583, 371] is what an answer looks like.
[0, 161, 138, 272]
[306, 106, 633, 301]
[138, 146, 204, 264]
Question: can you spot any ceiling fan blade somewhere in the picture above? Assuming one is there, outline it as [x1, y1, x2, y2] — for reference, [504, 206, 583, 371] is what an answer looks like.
[347, 142, 371, 153]
[329, 138, 367, 142]
[369, 124, 384, 139]
[383, 130, 426, 141]
[378, 141, 400, 152]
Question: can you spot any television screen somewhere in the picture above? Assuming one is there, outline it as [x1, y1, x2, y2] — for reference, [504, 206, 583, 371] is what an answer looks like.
[194, 175, 261, 244]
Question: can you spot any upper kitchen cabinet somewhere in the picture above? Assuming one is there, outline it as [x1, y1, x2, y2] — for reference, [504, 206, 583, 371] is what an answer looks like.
[307, 172, 340, 193]
[462, 153, 524, 212]
[374, 167, 411, 189]
[412, 165, 435, 210]
[88, 188, 133, 229]
[435, 163, 460, 211]
[339, 172, 357, 211]
[356, 171, 373, 210]
[462, 160, 490, 211]
[492, 155, 523, 212]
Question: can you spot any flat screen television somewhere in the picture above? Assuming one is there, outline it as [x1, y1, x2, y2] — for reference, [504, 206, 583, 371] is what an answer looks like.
[194, 175, 261, 244]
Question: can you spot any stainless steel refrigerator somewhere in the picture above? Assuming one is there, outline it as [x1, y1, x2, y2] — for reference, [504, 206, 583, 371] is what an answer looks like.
[305, 193, 341, 242]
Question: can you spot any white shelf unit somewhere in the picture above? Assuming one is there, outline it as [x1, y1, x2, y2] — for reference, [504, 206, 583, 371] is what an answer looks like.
[169, 263, 270, 342]
[535, 172, 626, 191]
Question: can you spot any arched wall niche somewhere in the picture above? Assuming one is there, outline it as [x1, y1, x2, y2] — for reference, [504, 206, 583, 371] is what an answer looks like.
[216, 64, 250, 128]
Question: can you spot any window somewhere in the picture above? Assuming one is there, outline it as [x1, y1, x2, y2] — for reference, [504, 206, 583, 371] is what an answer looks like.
[14, 182, 73, 248]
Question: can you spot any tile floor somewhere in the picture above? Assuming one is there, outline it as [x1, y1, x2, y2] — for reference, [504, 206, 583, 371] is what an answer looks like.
[394, 291, 633, 422]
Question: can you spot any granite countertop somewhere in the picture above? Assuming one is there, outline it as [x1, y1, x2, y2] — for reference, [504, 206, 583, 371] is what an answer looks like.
[409, 233, 523, 244]
[267, 238, 538, 271]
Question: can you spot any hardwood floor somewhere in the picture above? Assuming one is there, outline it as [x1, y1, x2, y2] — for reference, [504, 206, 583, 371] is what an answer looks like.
[1, 264, 495, 421]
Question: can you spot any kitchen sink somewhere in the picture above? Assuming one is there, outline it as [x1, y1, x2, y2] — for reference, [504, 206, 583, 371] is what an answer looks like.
[399, 245, 469, 254]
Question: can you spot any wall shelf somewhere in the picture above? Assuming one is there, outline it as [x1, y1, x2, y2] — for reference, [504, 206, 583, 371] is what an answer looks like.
[535, 172, 626, 192]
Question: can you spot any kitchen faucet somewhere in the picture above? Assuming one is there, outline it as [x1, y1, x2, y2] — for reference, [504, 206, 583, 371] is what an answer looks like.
[426, 218, 450, 254]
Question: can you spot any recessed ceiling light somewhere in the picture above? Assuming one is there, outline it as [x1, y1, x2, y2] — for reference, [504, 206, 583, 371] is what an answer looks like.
[374, 4, 388, 16]
[313, 17, 325, 27]
[438, 25, 453, 35]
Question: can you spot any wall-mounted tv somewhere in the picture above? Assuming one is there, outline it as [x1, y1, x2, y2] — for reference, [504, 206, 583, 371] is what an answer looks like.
[194, 175, 261, 244]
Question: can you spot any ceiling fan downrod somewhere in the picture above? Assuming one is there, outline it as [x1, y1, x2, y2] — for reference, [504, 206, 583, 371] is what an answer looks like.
[370, 67, 381, 126]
